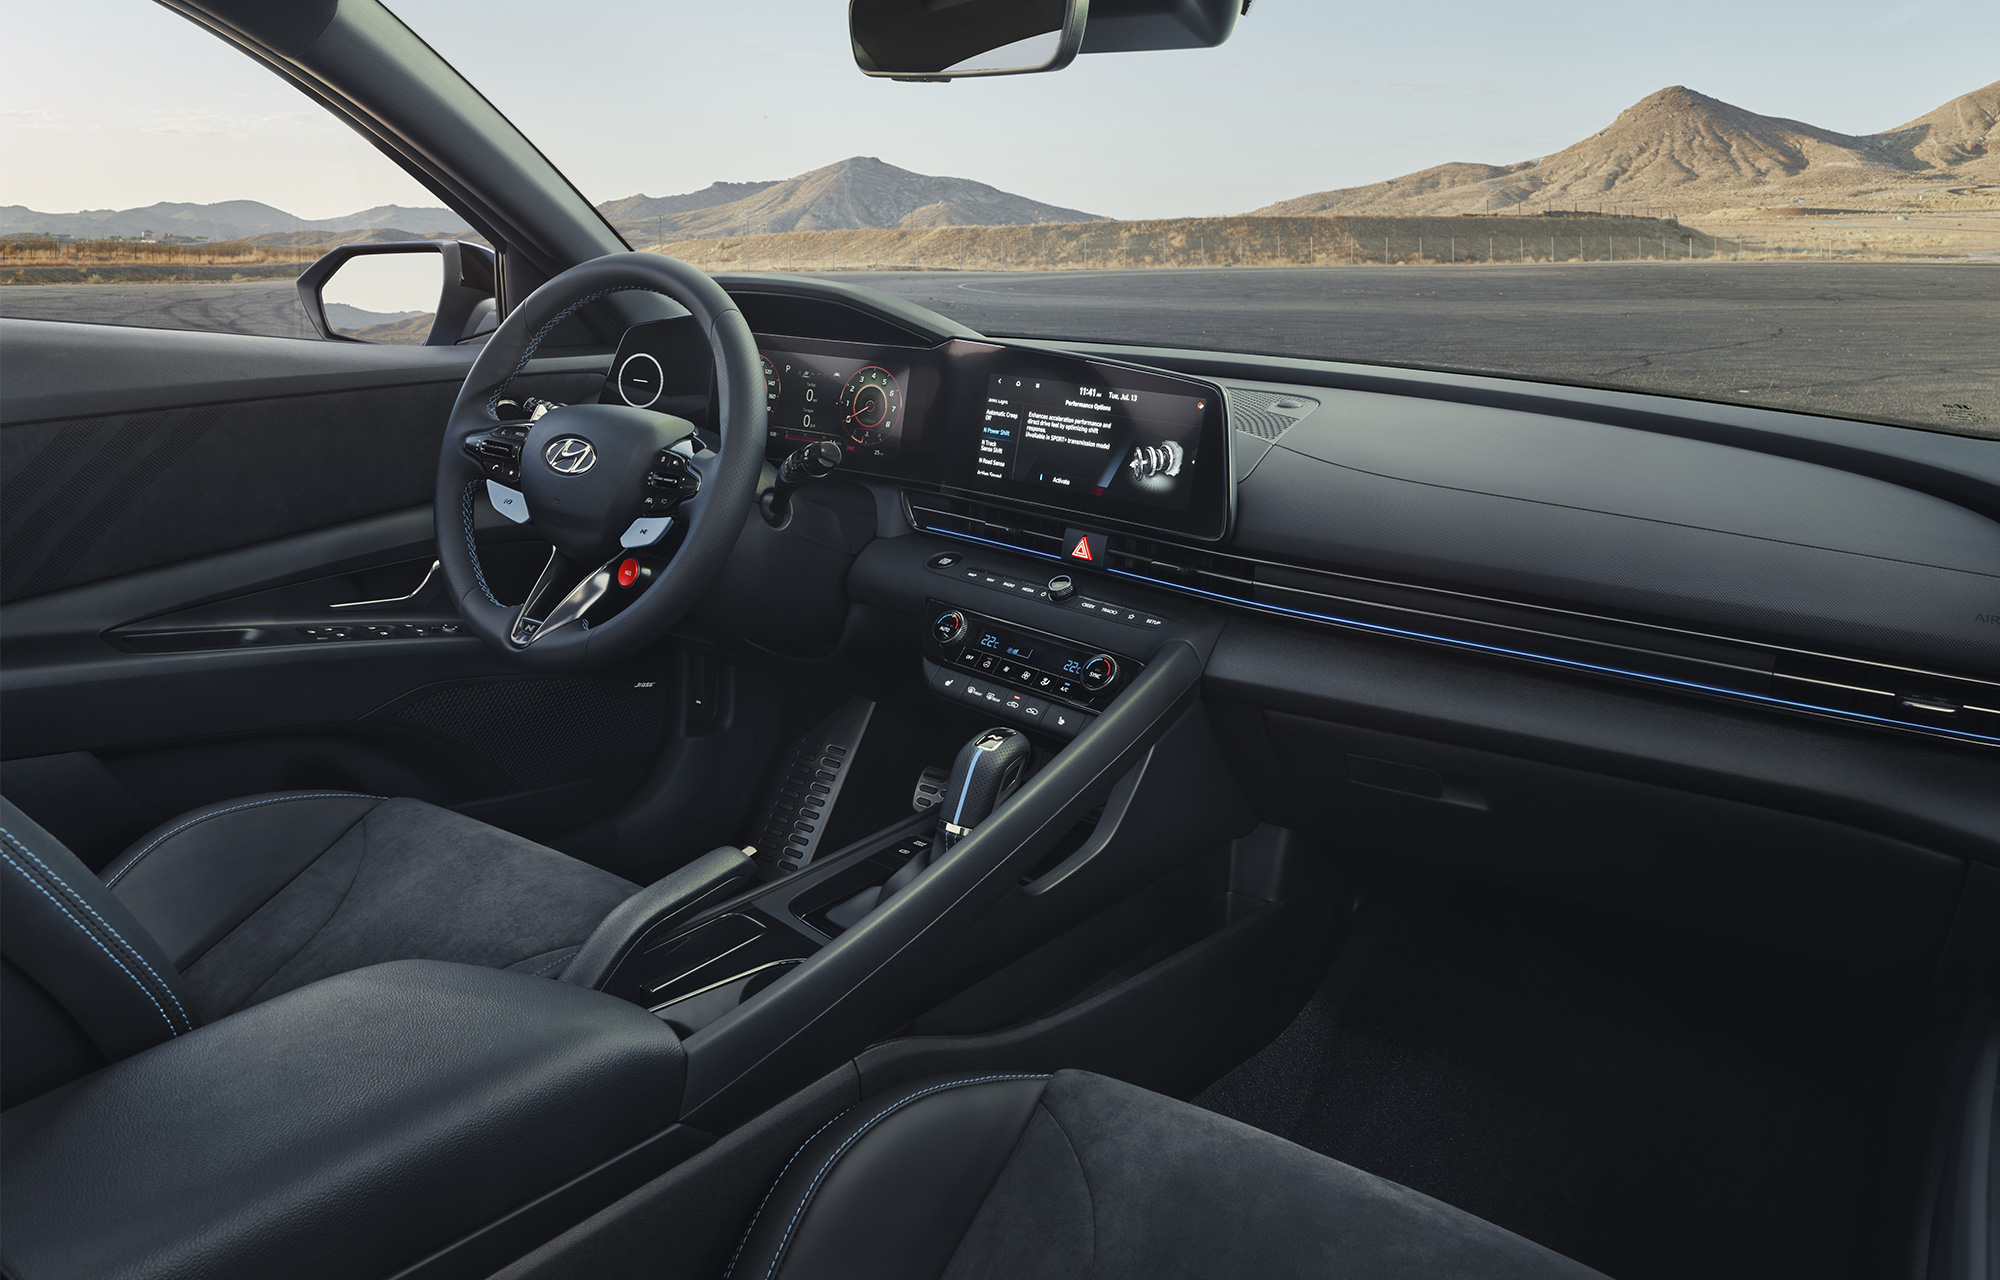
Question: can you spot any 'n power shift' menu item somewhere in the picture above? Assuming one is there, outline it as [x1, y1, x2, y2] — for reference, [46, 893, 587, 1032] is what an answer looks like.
[979, 372, 1207, 513]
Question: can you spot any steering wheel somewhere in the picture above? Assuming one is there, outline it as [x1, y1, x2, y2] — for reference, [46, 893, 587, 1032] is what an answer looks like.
[433, 253, 765, 669]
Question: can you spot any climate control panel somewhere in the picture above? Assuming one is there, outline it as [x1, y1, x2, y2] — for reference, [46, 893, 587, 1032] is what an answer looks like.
[922, 600, 1138, 738]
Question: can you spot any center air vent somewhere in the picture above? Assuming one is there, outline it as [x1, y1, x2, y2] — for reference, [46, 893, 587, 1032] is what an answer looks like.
[1226, 388, 1321, 441]
[903, 491, 1068, 560]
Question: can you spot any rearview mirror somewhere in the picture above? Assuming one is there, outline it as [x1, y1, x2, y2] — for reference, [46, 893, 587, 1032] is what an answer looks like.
[850, 0, 1087, 80]
[851, 0, 1242, 80]
[296, 241, 497, 346]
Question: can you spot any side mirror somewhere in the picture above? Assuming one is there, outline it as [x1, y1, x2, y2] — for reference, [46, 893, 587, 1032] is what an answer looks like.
[296, 241, 498, 346]
[850, 0, 1241, 81]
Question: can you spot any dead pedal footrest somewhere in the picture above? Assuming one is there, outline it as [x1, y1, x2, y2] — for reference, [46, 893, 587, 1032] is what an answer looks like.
[750, 699, 873, 879]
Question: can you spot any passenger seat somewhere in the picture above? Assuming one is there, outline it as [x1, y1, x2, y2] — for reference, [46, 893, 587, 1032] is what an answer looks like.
[728, 1069, 1607, 1278]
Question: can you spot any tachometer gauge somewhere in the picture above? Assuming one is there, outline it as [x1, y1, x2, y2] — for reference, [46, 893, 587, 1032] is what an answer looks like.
[838, 366, 903, 446]
[760, 354, 781, 406]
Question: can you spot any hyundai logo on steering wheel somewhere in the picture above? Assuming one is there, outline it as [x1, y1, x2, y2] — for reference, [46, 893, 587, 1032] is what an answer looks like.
[544, 437, 597, 474]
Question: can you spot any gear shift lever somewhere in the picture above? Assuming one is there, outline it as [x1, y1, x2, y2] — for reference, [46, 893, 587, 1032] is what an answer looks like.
[934, 727, 1032, 852]
[822, 727, 1030, 930]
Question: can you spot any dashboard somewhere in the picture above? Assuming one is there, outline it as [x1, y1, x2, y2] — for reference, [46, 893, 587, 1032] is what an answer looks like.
[602, 323, 1234, 542]
[594, 280, 2000, 758]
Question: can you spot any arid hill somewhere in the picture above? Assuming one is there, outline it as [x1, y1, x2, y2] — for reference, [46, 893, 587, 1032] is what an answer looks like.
[599, 156, 1104, 242]
[1255, 81, 2000, 217]
[0, 200, 470, 242]
[596, 181, 784, 229]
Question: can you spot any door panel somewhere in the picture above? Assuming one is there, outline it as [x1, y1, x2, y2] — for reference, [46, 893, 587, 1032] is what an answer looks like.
[0, 318, 605, 601]
[0, 317, 672, 870]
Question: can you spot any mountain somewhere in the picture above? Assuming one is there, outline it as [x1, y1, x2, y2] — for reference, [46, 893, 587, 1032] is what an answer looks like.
[1873, 83, 2000, 175]
[598, 157, 1104, 241]
[0, 200, 469, 242]
[596, 181, 784, 228]
[1254, 81, 2000, 217]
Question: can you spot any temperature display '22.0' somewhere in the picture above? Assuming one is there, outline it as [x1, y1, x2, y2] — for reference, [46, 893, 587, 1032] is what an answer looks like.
[838, 366, 904, 446]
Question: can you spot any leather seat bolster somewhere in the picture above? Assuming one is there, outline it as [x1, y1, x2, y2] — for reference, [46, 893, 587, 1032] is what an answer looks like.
[735, 1069, 1612, 1280]
[103, 791, 384, 970]
[0, 799, 195, 1063]
[728, 1074, 1051, 1280]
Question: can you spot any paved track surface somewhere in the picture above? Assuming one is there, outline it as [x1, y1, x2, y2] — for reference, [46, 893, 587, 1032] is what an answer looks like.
[0, 280, 318, 341]
[830, 264, 2000, 437]
[6, 265, 1995, 435]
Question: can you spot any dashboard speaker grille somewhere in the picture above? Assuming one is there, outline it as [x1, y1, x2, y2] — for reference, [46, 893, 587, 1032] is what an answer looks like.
[1226, 388, 1321, 441]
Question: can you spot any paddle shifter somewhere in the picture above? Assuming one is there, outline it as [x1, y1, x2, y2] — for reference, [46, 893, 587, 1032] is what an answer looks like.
[823, 727, 1031, 929]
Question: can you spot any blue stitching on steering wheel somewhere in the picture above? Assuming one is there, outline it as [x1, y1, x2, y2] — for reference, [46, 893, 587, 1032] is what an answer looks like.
[461, 480, 502, 605]
[484, 283, 664, 416]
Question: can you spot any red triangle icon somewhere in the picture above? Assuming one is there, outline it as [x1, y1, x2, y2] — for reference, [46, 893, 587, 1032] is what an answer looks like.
[1069, 535, 1094, 562]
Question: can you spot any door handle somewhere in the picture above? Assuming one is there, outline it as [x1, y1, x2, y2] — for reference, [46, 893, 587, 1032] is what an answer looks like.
[331, 560, 440, 610]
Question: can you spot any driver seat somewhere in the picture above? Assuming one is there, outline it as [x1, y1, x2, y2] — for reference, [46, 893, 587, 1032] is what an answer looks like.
[0, 791, 638, 1107]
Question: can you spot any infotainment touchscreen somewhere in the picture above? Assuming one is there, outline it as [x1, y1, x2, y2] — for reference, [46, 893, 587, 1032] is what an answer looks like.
[957, 352, 1232, 541]
[978, 373, 1207, 513]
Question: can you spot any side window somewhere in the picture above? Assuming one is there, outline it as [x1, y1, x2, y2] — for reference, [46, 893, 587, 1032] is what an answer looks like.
[0, 0, 471, 341]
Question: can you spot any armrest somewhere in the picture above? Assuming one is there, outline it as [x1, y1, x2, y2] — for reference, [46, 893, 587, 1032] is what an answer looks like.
[0, 960, 688, 1280]
[563, 844, 757, 990]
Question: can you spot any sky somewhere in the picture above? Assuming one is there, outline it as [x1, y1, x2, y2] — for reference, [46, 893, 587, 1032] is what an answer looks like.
[3, 0, 1996, 221]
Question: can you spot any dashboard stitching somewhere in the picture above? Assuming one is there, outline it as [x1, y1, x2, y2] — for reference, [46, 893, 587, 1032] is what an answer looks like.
[1268, 442, 2000, 581]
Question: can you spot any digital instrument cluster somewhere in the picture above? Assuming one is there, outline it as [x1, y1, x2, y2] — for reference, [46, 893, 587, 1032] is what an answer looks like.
[760, 347, 910, 464]
[600, 320, 1232, 541]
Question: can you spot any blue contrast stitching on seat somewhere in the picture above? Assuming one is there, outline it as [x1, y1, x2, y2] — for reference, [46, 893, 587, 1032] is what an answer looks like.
[2, 829, 192, 1032]
[461, 481, 502, 605]
[105, 793, 384, 889]
[725, 1110, 855, 1278]
[2, 847, 179, 1038]
[745, 1073, 1050, 1280]
[484, 283, 661, 415]
[529, 951, 578, 977]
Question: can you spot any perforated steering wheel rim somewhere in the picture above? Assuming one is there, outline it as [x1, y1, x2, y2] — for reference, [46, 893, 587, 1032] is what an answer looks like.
[433, 252, 766, 669]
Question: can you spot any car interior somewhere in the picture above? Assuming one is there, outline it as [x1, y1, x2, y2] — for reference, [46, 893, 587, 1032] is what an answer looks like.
[1, 3, 1996, 1279]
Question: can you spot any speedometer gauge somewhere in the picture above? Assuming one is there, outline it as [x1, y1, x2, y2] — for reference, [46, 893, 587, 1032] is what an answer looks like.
[760, 354, 781, 406]
[839, 366, 903, 446]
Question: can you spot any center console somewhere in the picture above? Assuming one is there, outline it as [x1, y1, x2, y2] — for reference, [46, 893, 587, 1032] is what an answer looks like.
[577, 310, 1250, 1128]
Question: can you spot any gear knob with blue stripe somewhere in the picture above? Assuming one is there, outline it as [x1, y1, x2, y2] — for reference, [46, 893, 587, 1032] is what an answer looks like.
[937, 728, 1031, 851]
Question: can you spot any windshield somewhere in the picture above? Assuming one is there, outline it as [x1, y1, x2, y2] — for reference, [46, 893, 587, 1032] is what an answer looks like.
[5, 1, 1996, 438]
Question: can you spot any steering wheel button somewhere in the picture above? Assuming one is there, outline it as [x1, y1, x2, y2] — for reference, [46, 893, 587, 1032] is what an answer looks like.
[617, 557, 640, 588]
[620, 516, 672, 548]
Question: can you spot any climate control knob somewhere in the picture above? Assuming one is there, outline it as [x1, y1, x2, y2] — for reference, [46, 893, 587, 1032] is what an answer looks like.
[933, 610, 968, 646]
[1081, 653, 1118, 691]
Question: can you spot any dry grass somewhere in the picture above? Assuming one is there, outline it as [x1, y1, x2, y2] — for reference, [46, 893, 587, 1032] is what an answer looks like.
[640, 212, 1993, 272]
[0, 237, 307, 266]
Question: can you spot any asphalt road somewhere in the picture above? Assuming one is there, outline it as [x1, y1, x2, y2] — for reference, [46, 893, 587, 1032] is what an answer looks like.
[0, 280, 318, 341]
[830, 263, 2000, 437]
[5, 264, 1995, 435]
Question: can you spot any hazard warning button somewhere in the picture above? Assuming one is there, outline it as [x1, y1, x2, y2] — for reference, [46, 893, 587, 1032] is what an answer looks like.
[1063, 529, 1106, 567]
